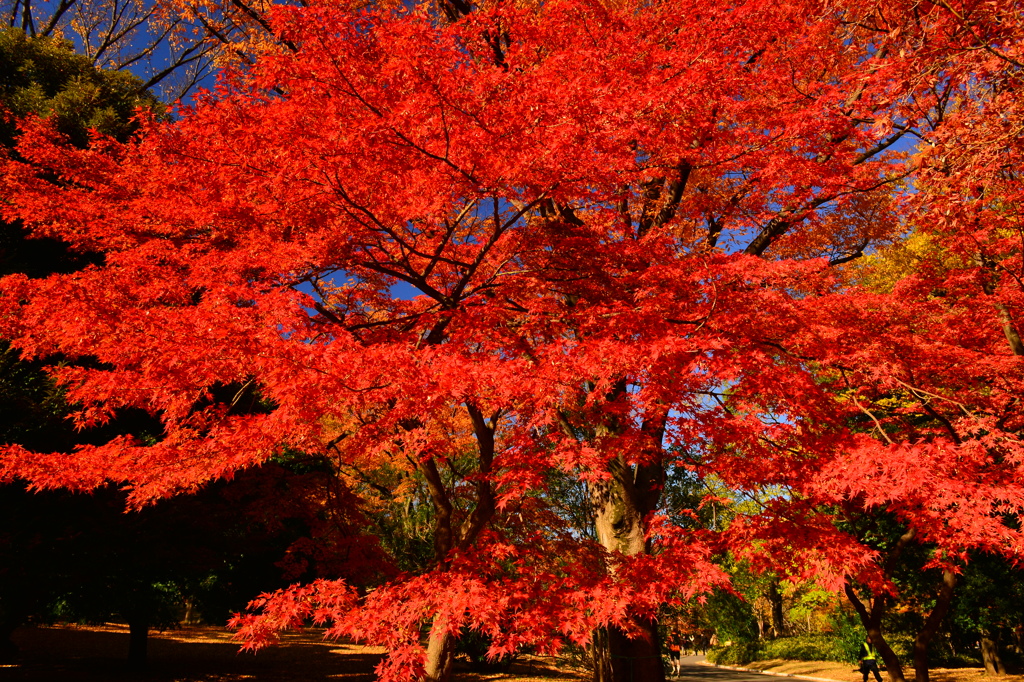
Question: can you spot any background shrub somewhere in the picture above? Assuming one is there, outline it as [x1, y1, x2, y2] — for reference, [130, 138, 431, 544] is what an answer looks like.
[758, 635, 851, 662]
[708, 642, 761, 666]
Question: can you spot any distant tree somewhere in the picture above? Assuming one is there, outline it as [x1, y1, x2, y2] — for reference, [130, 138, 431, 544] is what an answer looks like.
[0, 27, 164, 280]
[0, 28, 164, 146]
[0, 462, 377, 664]
[949, 554, 1024, 675]
[1, 0, 218, 99]
[0, 30, 246, 664]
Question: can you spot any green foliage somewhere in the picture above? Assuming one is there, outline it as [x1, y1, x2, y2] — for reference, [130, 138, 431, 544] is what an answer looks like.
[708, 641, 760, 665]
[828, 609, 866, 663]
[949, 553, 1024, 649]
[0, 29, 165, 279]
[661, 462, 713, 530]
[50, 579, 186, 630]
[885, 633, 915, 662]
[0, 341, 72, 451]
[0, 27, 164, 148]
[454, 627, 516, 672]
[758, 635, 856, 663]
[704, 587, 760, 644]
[719, 632, 913, 667]
[787, 583, 836, 634]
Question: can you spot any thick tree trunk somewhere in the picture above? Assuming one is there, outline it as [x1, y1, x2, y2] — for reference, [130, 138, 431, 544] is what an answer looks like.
[589, 452, 665, 682]
[980, 635, 1006, 676]
[127, 618, 148, 665]
[593, 621, 664, 682]
[913, 570, 956, 682]
[573, 387, 667, 682]
[183, 598, 199, 625]
[423, 619, 456, 682]
[0, 598, 31, 662]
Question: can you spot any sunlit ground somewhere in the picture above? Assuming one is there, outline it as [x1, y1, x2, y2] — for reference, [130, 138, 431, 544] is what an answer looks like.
[741, 658, 1022, 682]
[9, 625, 1016, 682]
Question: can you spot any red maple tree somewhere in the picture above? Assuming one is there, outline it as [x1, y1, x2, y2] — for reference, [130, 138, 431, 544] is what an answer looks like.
[3, 0, 1024, 680]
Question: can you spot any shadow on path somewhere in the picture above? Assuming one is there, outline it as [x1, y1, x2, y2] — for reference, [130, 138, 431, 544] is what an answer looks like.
[7, 624, 588, 682]
[8, 624, 382, 682]
[673, 656, 793, 682]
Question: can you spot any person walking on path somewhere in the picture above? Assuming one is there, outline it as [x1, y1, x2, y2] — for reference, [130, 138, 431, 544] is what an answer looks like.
[667, 635, 683, 676]
[859, 636, 883, 682]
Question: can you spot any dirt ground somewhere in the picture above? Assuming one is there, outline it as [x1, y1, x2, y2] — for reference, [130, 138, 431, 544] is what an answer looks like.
[7, 624, 1019, 682]
[6, 623, 587, 682]
[733, 658, 1022, 682]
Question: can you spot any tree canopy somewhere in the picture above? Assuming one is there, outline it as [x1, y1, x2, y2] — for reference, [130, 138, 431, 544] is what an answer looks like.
[1, 0, 1023, 680]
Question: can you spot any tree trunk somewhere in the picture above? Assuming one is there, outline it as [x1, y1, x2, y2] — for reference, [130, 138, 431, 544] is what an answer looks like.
[869, 625, 905, 682]
[843, 526, 919, 682]
[423, 619, 456, 682]
[576, 388, 667, 682]
[913, 570, 957, 682]
[589, 452, 665, 682]
[183, 598, 199, 625]
[127, 618, 148, 665]
[768, 579, 786, 638]
[592, 628, 613, 682]
[0, 597, 31, 662]
[593, 621, 664, 682]
[414, 404, 499, 682]
[844, 582, 906, 682]
[980, 635, 1006, 676]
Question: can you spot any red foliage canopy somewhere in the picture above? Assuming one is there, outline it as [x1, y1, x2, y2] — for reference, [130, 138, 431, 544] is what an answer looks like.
[2, 0, 1024, 677]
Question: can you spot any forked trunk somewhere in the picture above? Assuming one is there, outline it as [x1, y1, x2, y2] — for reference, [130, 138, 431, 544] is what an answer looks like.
[414, 403, 497, 682]
[913, 570, 956, 682]
[980, 635, 1006, 676]
[844, 583, 906, 682]
[844, 527, 920, 682]
[422, 618, 456, 682]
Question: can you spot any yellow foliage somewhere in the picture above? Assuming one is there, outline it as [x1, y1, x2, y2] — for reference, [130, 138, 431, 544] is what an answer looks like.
[854, 231, 962, 293]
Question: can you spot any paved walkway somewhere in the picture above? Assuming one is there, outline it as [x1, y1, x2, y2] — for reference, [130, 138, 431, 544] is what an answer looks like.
[675, 656, 777, 682]
[674, 656, 843, 682]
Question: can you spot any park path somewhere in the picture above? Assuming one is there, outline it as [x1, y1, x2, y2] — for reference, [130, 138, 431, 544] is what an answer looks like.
[676, 655, 844, 682]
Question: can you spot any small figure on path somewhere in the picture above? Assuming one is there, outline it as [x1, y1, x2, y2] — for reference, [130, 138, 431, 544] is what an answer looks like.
[668, 634, 683, 676]
[859, 635, 883, 682]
